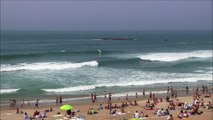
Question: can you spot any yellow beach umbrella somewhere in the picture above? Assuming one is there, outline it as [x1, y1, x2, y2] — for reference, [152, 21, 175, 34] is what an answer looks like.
[60, 104, 73, 111]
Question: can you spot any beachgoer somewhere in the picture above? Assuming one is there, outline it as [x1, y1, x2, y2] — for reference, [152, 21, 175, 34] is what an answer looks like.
[104, 91, 107, 99]
[125, 93, 128, 100]
[98, 104, 103, 110]
[35, 99, 39, 109]
[134, 100, 138, 106]
[143, 89, 145, 96]
[111, 109, 116, 115]
[24, 112, 30, 120]
[109, 103, 112, 114]
[90, 93, 93, 103]
[186, 86, 189, 95]
[16, 107, 20, 114]
[56, 96, 58, 105]
[167, 114, 173, 120]
[94, 93, 97, 102]
[134, 111, 139, 118]
[20, 99, 25, 108]
[108, 93, 112, 102]
[149, 91, 152, 99]
[178, 110, 183, 119]
[59, 96, 62, 105]
[167, 87, 170, 94]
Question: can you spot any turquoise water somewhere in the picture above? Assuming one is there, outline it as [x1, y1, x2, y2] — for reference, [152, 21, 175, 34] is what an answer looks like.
[1, 30, 212, 103]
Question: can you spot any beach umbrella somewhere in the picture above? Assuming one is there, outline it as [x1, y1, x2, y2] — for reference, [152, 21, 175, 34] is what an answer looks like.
[129, 118, 140, 120]
[60, 104, 74, 111]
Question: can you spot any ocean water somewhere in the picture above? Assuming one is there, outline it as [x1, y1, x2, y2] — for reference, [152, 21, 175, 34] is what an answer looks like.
[1, 30, 212, 103]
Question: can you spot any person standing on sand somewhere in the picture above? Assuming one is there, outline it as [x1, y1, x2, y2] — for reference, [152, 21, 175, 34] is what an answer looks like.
[59, 96, 62, 106]
[149, 91, 152, 99]
[108, 93, 112, 103]
[126, 93, 129, 100]
[94, 93, 97, 102]
[104, 91, 107, 99]
[205, 86, 208, 93]
[202, 84, 205, 94]
[135, 92, 138, 98]
[90, 93, 93, 103]
[35, 99, 39, 109]
[56, 96, 58, 106]
[20, 99, 25, 108]
[174, 90, 177, 99]
[143, 89, 145, 96]
[167, 87, 170, 95]
[186, 86, 189, 95]
[109, 103, 112, 114]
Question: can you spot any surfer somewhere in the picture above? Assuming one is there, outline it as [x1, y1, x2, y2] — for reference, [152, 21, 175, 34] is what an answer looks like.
[97, 49, 102, 54]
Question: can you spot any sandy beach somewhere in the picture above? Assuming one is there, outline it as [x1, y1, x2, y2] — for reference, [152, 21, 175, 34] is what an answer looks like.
[1, 88, 212, 120]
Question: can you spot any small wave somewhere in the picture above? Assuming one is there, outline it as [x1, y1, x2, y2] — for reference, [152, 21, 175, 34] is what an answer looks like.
[1, 61, 98, 72]
[1, 89, 20, 94]
[138, 50, 212, 62]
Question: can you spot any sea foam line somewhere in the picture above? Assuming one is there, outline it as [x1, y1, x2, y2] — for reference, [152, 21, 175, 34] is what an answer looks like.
[0, 61, 98, 72]
[138, 50, 212, 62]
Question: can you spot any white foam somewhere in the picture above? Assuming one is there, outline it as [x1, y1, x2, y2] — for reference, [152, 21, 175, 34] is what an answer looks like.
[41, 71, 212, 93]
[1, 89, 20, 94]
[1, 61, 98, 72]
[138, 50, 212, 62]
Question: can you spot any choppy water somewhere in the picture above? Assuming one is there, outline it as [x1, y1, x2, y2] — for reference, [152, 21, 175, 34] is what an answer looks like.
[1, 30, 212, 103]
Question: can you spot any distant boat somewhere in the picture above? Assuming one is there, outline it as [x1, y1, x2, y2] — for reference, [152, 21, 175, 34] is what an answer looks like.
[102, 37, 134, 40]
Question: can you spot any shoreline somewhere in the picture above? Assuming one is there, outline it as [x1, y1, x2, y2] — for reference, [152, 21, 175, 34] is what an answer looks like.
[1, 87, 210, 110]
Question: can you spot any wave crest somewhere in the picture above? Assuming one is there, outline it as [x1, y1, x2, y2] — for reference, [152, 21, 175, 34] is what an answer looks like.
[1, 89, 20, 94]
[1, 61, 98, 72]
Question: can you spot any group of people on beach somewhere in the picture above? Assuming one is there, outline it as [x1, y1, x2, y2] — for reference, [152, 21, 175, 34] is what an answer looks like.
[55, 96, 63, 106]
[6, 84, 212, 120]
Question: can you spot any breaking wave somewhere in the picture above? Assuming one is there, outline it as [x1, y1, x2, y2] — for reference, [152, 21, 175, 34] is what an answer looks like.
[1, 61, 98, 72]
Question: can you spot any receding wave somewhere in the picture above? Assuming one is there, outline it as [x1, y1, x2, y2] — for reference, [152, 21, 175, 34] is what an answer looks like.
[138, 50, 212, 62]
[1, 61, 98, 72]
[1, 89, 20, 94]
